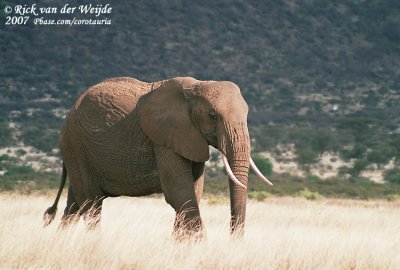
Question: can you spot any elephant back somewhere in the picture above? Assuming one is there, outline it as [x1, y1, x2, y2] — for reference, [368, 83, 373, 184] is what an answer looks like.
[66, 77, 152, 135]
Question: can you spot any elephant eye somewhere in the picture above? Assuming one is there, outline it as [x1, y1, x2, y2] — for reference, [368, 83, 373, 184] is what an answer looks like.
[209, 112, 217, 120]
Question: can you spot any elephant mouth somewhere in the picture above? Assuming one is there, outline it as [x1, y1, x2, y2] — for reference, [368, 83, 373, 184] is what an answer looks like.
[204, 132, 218, 147]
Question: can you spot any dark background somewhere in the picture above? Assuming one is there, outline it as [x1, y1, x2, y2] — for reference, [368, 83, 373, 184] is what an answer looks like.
[1, 0, 400, 191]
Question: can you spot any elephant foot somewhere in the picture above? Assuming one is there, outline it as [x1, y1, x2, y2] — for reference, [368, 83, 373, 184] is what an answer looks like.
[229, 217, 245, 238]
[58, 214, 80, 230]
[172, 226, 205, 242]
[172, 213, 205, 241]
[83, 213, 102, 231]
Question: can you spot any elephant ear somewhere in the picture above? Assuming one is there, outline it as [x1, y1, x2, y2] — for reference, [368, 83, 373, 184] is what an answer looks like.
[137, 77, 210, 162]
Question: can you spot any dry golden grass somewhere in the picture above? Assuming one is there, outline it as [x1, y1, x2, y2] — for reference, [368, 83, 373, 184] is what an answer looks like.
[0, 193, 399, 269]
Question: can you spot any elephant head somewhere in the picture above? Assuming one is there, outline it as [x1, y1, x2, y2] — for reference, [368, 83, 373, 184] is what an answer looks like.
[137, 77, 271, 234]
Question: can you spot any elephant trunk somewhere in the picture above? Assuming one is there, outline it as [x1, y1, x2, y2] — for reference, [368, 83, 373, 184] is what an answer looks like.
[219, 121, 250, 235]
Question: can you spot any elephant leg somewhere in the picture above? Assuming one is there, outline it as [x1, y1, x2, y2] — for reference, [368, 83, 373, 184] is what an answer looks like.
[63, 158, 105, 230]
[194, 177, 204, 204]
[60, 187, 80, 229]
[192, 162, 205, 204]
[154, 145, 203, 238]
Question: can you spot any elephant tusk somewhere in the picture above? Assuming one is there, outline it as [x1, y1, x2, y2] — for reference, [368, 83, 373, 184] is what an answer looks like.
[222, 155, 247, 189]
[250, 157, 273, 186]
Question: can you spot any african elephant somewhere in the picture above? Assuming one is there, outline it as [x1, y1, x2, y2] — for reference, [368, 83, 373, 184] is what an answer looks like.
[43, 76, 272, 236]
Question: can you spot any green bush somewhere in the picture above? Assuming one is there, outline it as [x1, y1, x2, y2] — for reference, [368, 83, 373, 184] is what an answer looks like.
[16, 149, 27, 157]
[250, 155, 272, 176]
[207, 195, 229, 205]
[384, 169, 400, 184]
[351, 159, 370, 177]
[312, 130, 337, 154]
[297, 188, 323, 200]
[0, 154, 11, 161]
[386, 194, 400, 201]
[0, 117, 14, 147]
[0, 170, 60, 192]
[5, 165, 35, 175]
[296, 148, 318, 171]
[340, 144, 367, 161]
[209, 151, 221, 170]
[248, 191, 271, 201]
[367, 145, 395, 166]
[0, 154, 12, 170]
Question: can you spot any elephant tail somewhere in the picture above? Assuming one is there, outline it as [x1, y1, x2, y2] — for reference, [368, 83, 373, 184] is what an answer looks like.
[43, 162, 67, 227]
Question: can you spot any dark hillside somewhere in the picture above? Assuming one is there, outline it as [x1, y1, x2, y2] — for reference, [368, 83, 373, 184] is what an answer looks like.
[1, 0, 399, 175]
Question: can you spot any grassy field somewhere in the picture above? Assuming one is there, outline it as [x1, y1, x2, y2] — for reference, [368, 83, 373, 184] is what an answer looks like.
[0, 193, 399, 270]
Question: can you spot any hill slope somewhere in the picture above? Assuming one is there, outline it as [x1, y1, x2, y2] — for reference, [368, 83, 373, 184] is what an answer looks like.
[1, 0, 399, 180]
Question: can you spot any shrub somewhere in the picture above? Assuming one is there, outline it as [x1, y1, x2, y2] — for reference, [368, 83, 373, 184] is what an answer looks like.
[5, 165, 35, 175]
[351, 158, 370, 177]
[0, 154, 11, 161]
[250, 155, 272, 176]
[248, 191, 271, 201]
[297, 188, 323, 200]
[0, 154, 11, 168]
[207, 195, 229, 205]
[367, 145, 395, 166]
[16, 149, 27, 157]
[296, 148, 318, 172]
[384, 169, 400, 184]
[386, 194, 400, 201]
[0, 117, 14, 147]
[340, 144, 367, 161]
[209, 151, 221, 170]
[308, 175, 321, 181]
[312, 130, 336, 154]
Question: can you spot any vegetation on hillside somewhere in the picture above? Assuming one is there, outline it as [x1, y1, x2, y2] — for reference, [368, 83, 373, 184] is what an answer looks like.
[204, 167, 400, 200]
[1, 1, 399, 187]
[3, 153, 400, 199]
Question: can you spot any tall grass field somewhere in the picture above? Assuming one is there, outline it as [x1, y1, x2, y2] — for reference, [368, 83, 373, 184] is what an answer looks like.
[0, 193, 399, 269]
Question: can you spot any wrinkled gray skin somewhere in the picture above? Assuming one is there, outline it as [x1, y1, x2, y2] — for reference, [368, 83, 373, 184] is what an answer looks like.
[44, 77, 250, 236]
